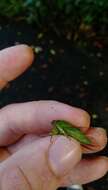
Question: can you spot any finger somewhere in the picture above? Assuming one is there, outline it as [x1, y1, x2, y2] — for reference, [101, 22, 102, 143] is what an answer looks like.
[7, 127, 107, 160]
[0, 135, 39, 163]
[8, 134, 40, 153]
[0, 101, 90, 146]
[0, 136, 81, 190]
[82, 127, 107, 153]
[0, 135, 39, 162]
[7, 127, 107, 164]
[0, 45, 34, 89]
[61, 156, 108, 186]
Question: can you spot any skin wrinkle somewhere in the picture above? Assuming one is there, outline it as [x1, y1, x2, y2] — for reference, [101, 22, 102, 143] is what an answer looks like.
[44, 142, 59, 190]
[17, 166, 32, 190]
[46, 138, 60, 180]
[0, 166, 31, 190]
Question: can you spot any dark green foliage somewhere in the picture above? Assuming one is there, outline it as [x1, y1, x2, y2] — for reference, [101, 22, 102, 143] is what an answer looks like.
[0, 0, 108, 27]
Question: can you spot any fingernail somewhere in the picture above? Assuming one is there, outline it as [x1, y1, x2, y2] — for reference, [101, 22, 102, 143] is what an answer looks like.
[48, 136, 82, 177]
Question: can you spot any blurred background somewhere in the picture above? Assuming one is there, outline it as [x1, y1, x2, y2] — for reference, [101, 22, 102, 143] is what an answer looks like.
[0, 1, 108, 190]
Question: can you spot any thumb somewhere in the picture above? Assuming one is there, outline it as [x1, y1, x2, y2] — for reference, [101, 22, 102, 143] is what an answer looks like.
[0, 136, 81, 190]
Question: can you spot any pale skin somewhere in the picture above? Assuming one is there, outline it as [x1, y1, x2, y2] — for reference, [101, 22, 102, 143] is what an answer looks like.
[0, 45, 108, 190]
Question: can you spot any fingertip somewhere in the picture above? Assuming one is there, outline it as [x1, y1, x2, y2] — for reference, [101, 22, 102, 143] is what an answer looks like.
[10, 44, 34, 73]
[48, 136, 82, 177]
[19, 44, 34, 66]
[0, 44, 34, 85]
[75, 108, 90, 129]
[83, 127, 108, 153]
[94, 128, 107, 149]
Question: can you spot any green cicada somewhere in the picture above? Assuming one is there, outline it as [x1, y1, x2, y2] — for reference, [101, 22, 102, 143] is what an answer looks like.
[50, 120, 91, 145]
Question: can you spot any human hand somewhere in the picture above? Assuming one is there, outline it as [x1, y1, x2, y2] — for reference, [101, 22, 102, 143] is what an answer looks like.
[0, 45, 107, 190]
[0, 101, 107, 190]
